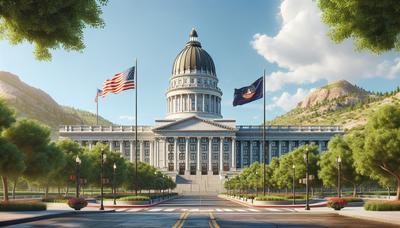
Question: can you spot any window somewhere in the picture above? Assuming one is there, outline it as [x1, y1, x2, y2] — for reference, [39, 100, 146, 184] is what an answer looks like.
[212, 154, 218, 160]
[198, 78, 202, 84]
[190, 145, 196, 151]
[145, 149, 149, 156]
[168, 144, 174, 152]
[201, 144, 207, 151]
[179, 144, 185, 152]
[212, 145, 218, 151]
[190, 153, 196, 160]
[168, 153, 174, 160]
[179, 153, 185, 160]
[190, 138, 196, 143]
[202, 153, 207, 160]
[224, 145, 229, 151]
[190, 78, 194, 83]
[223, 153, 229, 160]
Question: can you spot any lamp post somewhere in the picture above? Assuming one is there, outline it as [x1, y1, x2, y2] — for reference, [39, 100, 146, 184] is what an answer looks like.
[337, 156, 342, 198]
[292, 164, 296, 205]
[75, 156, 81, 198]
[100, 150, 106, 211]
[303, 147, 310, 210]
[113, 163, 117, 205]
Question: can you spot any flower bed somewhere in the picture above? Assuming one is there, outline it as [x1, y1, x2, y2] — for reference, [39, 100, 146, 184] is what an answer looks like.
[364, 200, 400, 211]
[67, 197, 88, 210]
[119, 196, 150, 201]
[0, 201, 47, 211]
[327, 197, 347, 210]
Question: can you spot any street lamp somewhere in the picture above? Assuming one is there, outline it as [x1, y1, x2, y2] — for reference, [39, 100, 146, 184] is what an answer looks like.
[337, 156, 342, 198]
[75, 155, 81, 198]
[100, 150, 106, 211]
[292, 164, 296, 205]
[303, 147, 310, 210]
[113, 163, 117, 205]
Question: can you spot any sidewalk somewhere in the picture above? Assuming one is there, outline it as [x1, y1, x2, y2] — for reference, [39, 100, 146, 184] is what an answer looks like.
[0, 203, 114, 226]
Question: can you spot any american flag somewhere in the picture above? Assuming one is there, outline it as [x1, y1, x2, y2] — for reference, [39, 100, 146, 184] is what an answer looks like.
[101, 67, 135, 97]
[95, 88, 103, 102]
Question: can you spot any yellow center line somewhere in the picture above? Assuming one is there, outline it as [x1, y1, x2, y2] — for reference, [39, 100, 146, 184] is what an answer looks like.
[209, 212, 220, 228]
[172, 212, 189, 228]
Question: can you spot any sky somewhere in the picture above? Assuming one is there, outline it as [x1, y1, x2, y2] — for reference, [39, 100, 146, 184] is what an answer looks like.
[1, 0, 400, 126]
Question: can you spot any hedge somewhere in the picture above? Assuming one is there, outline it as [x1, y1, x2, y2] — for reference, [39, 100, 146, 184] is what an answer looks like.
[364, 201, 400, 211]
[0, 202, 47, 211]
[119, 196, 150, 201]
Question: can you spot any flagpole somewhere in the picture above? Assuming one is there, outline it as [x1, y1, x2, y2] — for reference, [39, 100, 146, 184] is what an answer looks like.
[96, 97, 99, 125]
[135, 59, 138, 195]
[263, 69, 266, 196]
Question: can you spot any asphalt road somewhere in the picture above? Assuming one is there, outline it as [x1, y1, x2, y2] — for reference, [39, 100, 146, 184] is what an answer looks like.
[10, 195, 399, 228]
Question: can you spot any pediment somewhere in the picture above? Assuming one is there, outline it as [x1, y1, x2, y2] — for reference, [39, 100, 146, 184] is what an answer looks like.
[153, 116, 236, 132]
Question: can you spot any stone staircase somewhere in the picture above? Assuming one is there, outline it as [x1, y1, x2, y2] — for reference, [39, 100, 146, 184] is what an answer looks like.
[174, 174, 225, 195]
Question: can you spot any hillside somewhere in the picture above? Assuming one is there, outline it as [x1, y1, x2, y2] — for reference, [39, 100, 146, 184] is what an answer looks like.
[0, 71, 112, 138]
[269, 80, 400, 130]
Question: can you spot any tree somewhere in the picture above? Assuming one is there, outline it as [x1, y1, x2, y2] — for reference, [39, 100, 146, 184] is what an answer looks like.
[0, 0, 107, 60]
[318, 135, 365, 196]
[318, 0, 400, 53]
[4, 119, 52, 182]
[350, 105, 400, 200]
[0, 137, 25, 201]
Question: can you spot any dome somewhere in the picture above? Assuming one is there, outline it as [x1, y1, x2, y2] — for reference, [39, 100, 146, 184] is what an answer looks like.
[172, 29, 216, 76]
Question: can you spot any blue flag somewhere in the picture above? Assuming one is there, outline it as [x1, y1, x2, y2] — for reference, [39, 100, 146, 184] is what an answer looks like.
[233, 77, 264, 106]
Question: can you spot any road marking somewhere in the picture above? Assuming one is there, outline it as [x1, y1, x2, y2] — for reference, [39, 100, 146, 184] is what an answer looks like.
[266, 208, 282, 212]
[234, 209, 246, 212]
[248, 209, 260, 212]
[164, 208, 175, 212]
[172, 212, 189, 228]
[189, 208, 199, 212]
[223, 208, 233, 212]
[148, 208, 162, 212]
[116, 208, 128, 212]
[209, 212, 220, 228]
[215, 208, 223, 212]
[127, 208, 142, 212]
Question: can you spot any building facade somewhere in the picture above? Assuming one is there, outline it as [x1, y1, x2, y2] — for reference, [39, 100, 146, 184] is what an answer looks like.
[59, 29, 343, 192]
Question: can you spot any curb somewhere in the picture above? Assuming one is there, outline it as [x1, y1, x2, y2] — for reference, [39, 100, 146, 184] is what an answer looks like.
[219, 195, 327, 208]
[87, 195, 180, 209]
[0, 209, 115, 227]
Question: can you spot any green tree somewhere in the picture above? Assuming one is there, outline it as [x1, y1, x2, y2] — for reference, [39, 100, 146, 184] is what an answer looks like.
[4, 119, 52, 181]
[318, 135, 365, 196]
[0, 0, 107, 60]
[318, 0, 400, 53]
[0, 137, 25, 201]
[350, 105, 400, 200]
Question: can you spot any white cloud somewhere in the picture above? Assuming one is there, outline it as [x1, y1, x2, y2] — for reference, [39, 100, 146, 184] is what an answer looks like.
[271, 88, 314, 111]
[119, 115, 135, 121]
[251, 0, 400, 92]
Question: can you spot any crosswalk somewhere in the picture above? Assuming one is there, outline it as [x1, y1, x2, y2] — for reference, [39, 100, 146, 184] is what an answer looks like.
[115, 207, 296, 213]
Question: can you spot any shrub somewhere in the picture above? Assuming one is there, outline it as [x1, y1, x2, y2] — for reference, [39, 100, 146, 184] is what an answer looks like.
[327, 197, 347, 210]
[0, 201, 47, 211]
[364, 201, 400, 211]
[255, 195, 287, 201]
[119, 196, 150, 201]
[67, 197, 88, 210]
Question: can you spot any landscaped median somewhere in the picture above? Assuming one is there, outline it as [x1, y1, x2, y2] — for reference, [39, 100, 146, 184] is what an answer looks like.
[91, 192, 179, 208]
[0, 201, 47, 211]
[219, 194, 327, 208]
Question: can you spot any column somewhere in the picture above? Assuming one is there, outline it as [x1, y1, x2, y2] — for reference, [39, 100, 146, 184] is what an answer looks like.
[194, 94, 198, 111]
[163, 138, 167, 169]
[278, 140, 282, 157]
[88, 141, 93, 150]
[219, 137, 224, 173]
[202, 94, 205, 112]
[288, 140, 293, 153]
[197, 137, 201, 174]
[240, 141, 244, 168]
[174, 137, 178, 172]
[149, 140, 153, 165]
[129, 140, 134, 162]
[139, 141, 143, 162]
[319, 140, 323, 152]
[231, 137, 236, 170]
[109, 141, 114, 151]
[268, 141, 272, 164]
[249, 140, 253, 164]
[119, 140, 123, 154]
[185, 137, 189, 175]
[208, 137, 212, 173]
[209, 95, 212, 113]
[180, 95, 183, 112]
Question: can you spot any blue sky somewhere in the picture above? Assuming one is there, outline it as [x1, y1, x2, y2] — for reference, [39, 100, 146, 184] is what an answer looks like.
[1, 0, 400, 126]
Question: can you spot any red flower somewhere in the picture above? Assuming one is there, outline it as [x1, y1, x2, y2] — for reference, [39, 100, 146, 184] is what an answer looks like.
[67, 197, 88, 210]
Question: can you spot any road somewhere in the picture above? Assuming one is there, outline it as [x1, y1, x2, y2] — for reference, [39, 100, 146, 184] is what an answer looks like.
[10, 195, 399, 228]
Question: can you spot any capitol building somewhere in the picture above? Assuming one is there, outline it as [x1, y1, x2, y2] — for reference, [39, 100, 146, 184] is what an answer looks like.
[60, 29, 343, 193]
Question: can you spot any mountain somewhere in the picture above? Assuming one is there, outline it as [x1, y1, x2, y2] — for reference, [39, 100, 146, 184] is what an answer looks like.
[269, 80, 400, 130]
[0, 71, 113, 138]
